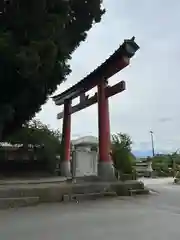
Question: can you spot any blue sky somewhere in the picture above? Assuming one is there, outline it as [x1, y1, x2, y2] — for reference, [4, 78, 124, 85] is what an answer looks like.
[37, 0, 180, 155]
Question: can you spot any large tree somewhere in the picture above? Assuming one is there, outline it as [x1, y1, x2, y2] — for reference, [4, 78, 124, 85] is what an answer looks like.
[0, 0, 105, 139]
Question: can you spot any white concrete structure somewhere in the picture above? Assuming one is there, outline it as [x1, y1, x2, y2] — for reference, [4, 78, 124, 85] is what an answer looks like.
[135, 160, 153, 177]
[72, 136, 98, 146]
[71, 136, 98, 177]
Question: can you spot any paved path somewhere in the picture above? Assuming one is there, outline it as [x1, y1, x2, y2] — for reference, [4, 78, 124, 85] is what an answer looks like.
[140, 177, 174, 186]
[1, 178, 180, 240]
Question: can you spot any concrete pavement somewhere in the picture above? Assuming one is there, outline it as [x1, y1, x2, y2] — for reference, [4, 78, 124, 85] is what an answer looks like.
[140, 177, 174, 186]
[0, 178, 180, 240]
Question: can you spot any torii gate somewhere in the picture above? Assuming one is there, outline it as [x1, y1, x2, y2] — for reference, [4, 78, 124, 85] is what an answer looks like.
[52, 37, 139, 180]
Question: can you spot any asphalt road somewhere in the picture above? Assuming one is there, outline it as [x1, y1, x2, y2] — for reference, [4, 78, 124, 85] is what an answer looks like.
[0, 178, 180, 240]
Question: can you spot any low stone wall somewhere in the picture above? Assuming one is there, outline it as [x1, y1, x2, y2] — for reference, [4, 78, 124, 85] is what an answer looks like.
[0, 180, 148, 209]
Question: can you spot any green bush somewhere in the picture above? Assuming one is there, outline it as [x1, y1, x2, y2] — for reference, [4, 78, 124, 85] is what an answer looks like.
[111, 133, 135, 179]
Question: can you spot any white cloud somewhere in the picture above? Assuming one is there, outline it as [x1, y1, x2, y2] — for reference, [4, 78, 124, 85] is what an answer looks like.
[37, 0, 180, 153]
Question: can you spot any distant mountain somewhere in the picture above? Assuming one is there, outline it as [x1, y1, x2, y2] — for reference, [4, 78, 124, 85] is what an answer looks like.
[132, 149, 172, 158]
[132, 150, 153, 158]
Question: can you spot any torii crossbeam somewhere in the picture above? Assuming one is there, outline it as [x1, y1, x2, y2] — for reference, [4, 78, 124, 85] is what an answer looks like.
[52, 37, 139, 180]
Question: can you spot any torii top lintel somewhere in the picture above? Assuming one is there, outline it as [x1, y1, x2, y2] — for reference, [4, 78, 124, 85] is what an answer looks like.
[52, 37, 139, 106]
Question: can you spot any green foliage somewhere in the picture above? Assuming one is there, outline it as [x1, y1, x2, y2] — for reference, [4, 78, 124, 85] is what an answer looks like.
[6, 119, 62, 173]
[151, 151, 180, 177]
[0, 0, 105, 139]
[152, 154, 169, 173]
[111, 133, 135, 176]
[169, 151, 180, 165]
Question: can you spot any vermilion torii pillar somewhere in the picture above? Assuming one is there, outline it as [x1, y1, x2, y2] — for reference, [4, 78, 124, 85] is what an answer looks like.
[97, 79, 113, 179]
[60, 99, 71, 176]
[52, 37, 139, 179]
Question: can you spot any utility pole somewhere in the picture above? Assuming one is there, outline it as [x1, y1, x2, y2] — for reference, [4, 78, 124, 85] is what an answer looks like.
[150, 131, 155, 157]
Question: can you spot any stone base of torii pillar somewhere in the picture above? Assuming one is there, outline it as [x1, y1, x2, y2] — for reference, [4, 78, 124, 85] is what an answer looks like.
[61, 161, 71, 177]
[98, 162, 116, 181]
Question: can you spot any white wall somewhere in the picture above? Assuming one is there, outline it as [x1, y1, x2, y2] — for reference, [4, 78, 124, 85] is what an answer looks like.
[73, 149, 98, 177]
